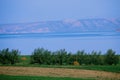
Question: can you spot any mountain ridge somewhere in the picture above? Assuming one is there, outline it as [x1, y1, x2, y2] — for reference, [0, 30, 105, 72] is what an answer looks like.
[0, 18, 120, 34]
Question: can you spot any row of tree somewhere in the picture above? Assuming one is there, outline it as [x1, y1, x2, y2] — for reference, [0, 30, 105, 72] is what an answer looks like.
[30, 48, 119, 65]
[0, 48, 119, 65]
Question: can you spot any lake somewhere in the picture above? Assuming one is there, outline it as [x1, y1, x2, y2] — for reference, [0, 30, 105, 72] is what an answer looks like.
[0, 32, 120, 55]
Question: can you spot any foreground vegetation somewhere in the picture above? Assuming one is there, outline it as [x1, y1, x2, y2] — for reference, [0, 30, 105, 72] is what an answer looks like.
[0, 48, 120, 73]
[0, 75, 94, 80]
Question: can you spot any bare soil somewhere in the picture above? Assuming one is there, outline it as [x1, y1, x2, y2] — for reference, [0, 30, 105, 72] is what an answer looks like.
[0, 66, 120, 80]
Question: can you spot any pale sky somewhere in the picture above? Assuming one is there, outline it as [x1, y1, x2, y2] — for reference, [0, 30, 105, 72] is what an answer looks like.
[0, 0, 120, 24]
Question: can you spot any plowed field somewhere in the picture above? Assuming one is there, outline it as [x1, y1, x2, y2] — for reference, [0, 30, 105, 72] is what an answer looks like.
[0, 66, 120, 80]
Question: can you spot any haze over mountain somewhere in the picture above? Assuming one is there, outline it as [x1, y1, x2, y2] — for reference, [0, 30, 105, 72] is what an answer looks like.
[0, 18, 120, 34]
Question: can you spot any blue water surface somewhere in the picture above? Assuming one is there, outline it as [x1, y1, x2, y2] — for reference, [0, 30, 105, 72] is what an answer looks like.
[0, 32, 120, 55]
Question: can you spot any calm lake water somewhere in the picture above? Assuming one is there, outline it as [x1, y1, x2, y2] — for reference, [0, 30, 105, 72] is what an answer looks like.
[0, 32, 120, 55]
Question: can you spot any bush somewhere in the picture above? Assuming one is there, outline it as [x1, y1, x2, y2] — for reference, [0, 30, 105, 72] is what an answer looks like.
[0, 48, 20, 65]
[21, 57, 27, 61]
[73, 61, 80, 65]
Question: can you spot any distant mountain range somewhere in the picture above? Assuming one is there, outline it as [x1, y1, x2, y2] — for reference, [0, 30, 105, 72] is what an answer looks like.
[0, 18, 120, 34]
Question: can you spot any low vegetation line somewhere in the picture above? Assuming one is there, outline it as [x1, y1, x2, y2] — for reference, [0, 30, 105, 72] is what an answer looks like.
[0, 48, 120, 73]
[0, 48, 119, 65]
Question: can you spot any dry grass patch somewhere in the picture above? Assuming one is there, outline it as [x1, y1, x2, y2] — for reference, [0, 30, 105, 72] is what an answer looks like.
[0, 66, 120, 80]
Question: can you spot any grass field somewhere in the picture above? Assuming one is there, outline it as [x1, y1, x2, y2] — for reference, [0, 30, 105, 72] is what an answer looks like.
[7, 64, 120, 73]
[0, 66, 120, 79]
[0, 55, 120, 73]
[9, 55, 120, 73]
[0, 75, 95, 80]
[0, 66, 120, 80]
[0, 55, 120, 80]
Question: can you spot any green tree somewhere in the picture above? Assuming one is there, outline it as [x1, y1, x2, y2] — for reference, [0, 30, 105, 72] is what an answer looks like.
[30, 48, 52, 64]
[0, 48, 10, 64]
[51, 52, 57, 65]
[0, 48, 20, 65]
[56, 49, 67, 65]
[105, 49, 119, 65]
[43, 50, 51, 65]
[66, 52, 73, 65]
[30, 48, 44, 64]
[76, 50, 85, 65]
[90, 51, 102, 65]
[9, 49, 20, 64]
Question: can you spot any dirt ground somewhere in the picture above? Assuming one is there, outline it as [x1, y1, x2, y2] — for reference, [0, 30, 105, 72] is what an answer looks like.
[0, 66, 120, 80]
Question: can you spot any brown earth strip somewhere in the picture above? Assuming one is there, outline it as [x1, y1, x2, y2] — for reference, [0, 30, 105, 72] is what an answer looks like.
[0, 66, 120, 80]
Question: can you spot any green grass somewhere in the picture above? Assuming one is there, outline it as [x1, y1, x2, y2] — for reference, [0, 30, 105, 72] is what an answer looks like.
[71, 65, 120, 73]
[0, 75, 95, 80]
[19, 55, 31, 64]
[34, 65, 120, 73]
[0, 55, 120, 73]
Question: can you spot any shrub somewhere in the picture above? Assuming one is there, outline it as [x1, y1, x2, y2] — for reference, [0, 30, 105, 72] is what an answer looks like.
[73, 61, 80, 65]
[21, 57, 27, 61]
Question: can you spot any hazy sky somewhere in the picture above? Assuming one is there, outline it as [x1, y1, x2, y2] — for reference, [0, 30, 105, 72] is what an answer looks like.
[0, 0, 120, 24]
